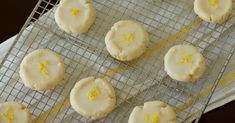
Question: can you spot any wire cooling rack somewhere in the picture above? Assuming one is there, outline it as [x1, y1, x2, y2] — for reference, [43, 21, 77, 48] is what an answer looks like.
[1, 0, 235, 122]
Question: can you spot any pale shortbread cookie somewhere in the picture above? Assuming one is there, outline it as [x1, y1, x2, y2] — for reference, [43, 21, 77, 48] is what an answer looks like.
[194, 0, 232, 23]
[164, 44, 205, 82]
[128, 101, 176, 123]
[20, 49, 65, 90]
[55, 0, 96, 34]
[0, 102, 32, 123]
[70, 77, 116, 120]
[105, 20, 149, 61]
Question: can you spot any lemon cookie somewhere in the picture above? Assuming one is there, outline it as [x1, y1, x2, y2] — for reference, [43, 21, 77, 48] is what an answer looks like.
[194, 0, 232, 23]
[128, 101, 176, 123]
[55, 0, 96, 34]
[105, 20, 149, 61]
[20, 49, 65, 90]
[164, 44, 205, 82]
[70, 77, 116, 120]
[0, 102, 32, 123]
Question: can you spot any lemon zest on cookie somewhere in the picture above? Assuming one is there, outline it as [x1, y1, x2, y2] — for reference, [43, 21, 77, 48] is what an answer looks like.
[121, 32, 135, 43]
[176, 54, 193, 68]
[37, 60, 49, 78]
[69, 8, 80, 16]
[208, 0, 219, 9]
[144, 113, 151, 121]
[144, 112, 160, 123]
[2, 106, 15, 123]
[87, 86, 100, 101]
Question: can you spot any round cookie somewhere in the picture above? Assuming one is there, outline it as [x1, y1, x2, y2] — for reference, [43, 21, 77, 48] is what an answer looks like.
[164, 44, 205, 82]
[105, 20, 149, 61]
[194, 0, 232, 23]
[20, 49, 65, 90]
[70, 77, 116, 120]
[128, 101, 176, 123]
[55, 0, 96, 34]
[0, 102, 32, 123]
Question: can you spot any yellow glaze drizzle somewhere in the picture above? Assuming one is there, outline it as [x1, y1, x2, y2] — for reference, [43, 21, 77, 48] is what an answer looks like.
[144, 112, 160, 123]
[2, 106, 15, 123]
[87, 86, 100, 101]
[69, 8, 80, 16]
[37, 60, 49, 78]
[208, 0, 219, 9]
[121, 32, 135, 43]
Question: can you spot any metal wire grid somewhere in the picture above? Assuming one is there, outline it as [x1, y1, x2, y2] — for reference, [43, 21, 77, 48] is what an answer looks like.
[35, 0, 235, 77]
[0, 0, 235, 122]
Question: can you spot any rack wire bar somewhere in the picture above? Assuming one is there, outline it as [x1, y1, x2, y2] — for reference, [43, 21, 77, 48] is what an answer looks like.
[0, 0, 235, 122]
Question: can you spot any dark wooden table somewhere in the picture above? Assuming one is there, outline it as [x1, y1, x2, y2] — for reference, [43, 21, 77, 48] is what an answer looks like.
[1, 0, 235, 123]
